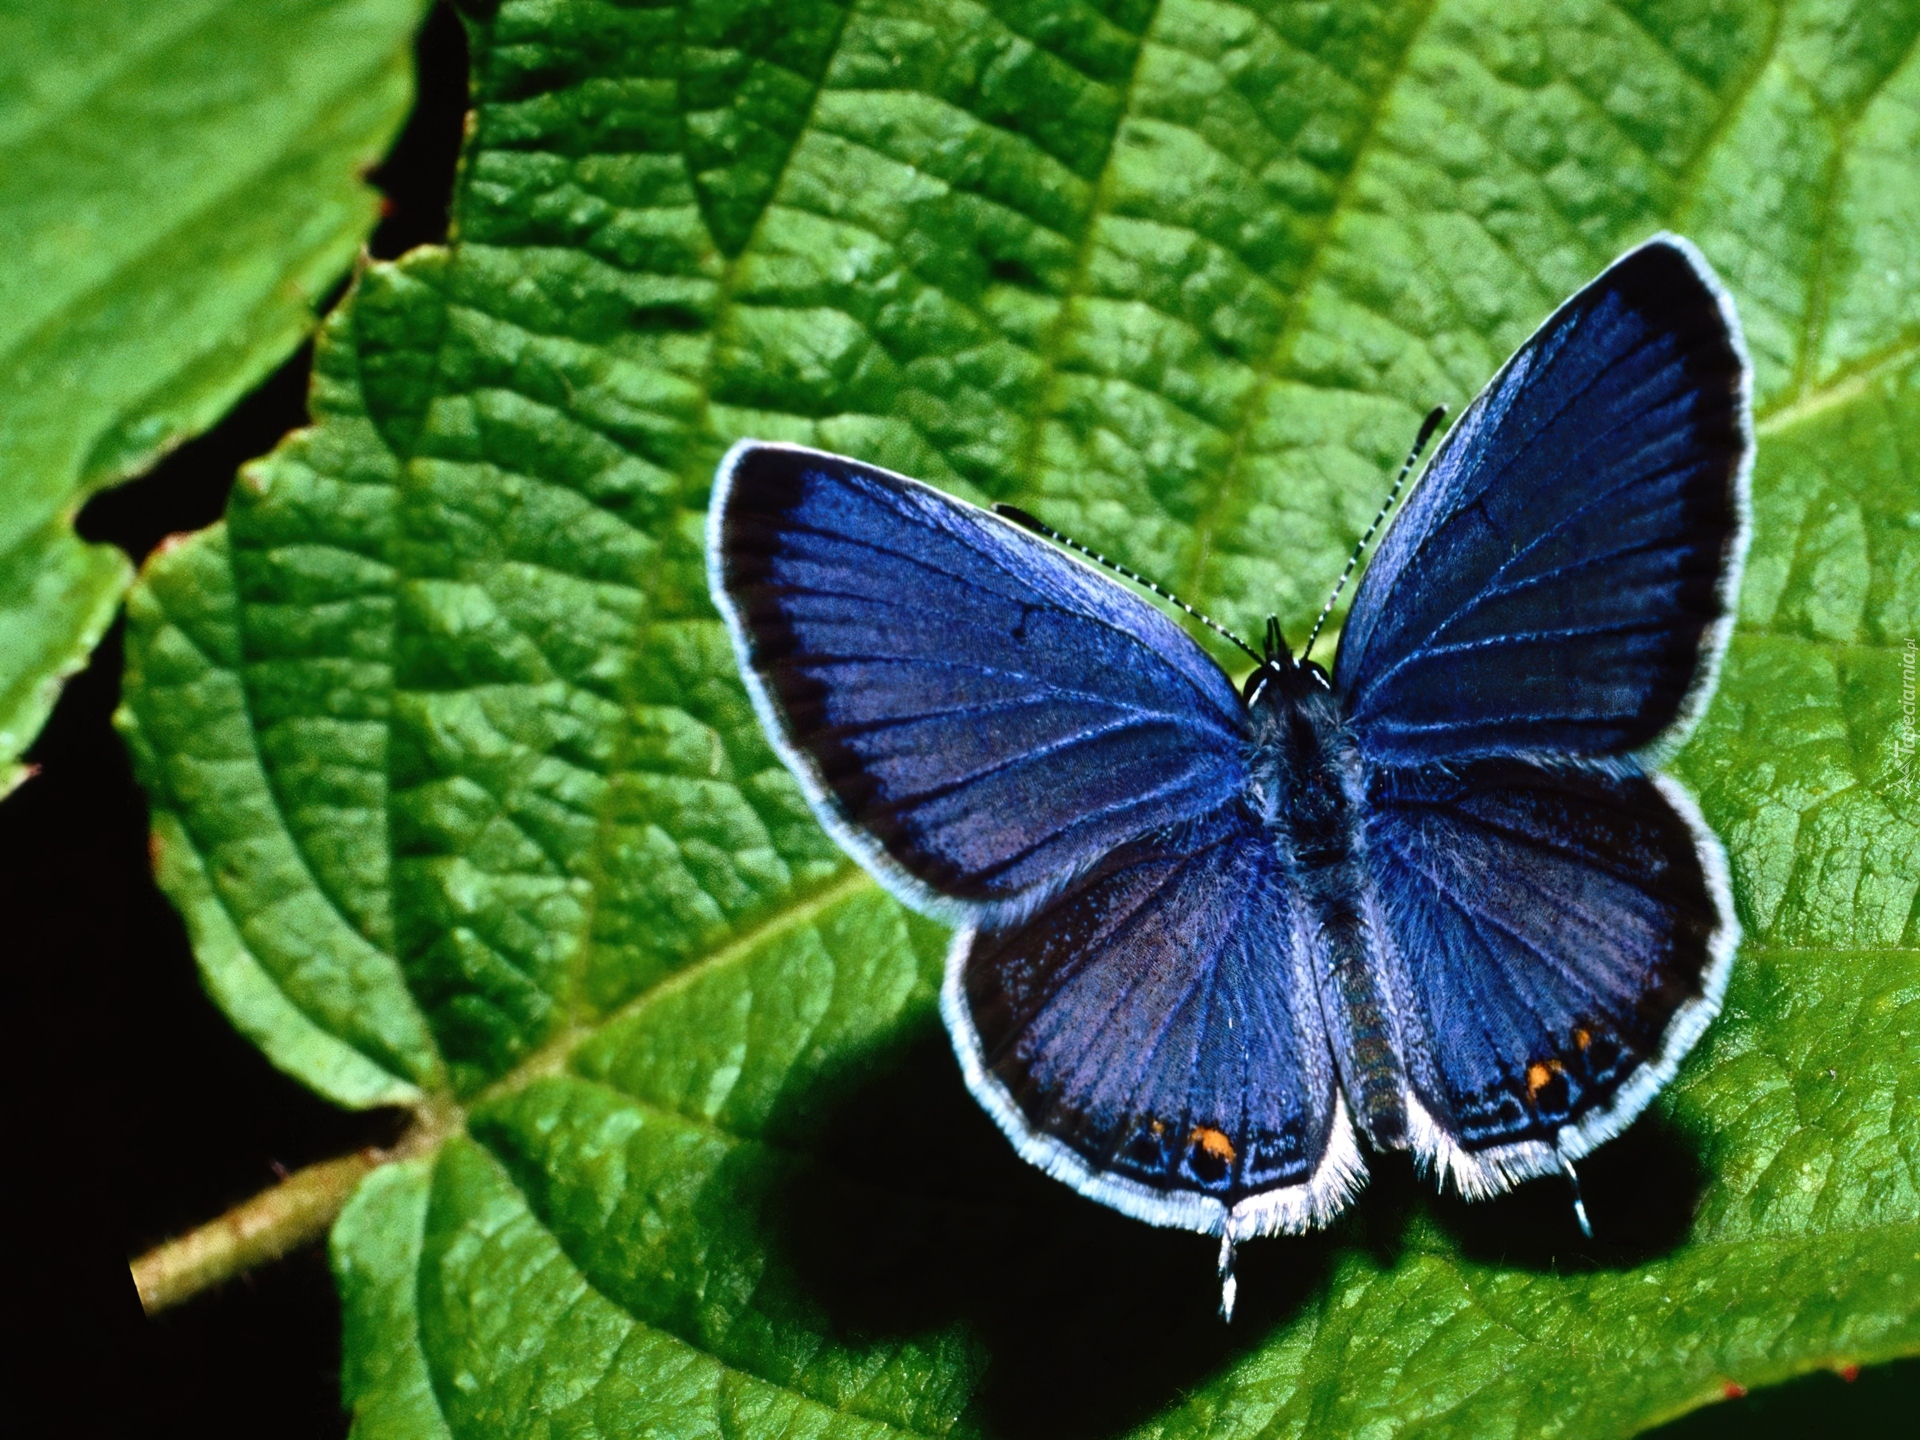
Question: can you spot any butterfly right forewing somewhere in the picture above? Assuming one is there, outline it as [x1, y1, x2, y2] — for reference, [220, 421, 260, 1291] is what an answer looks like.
[1335, 237, 1748, 767]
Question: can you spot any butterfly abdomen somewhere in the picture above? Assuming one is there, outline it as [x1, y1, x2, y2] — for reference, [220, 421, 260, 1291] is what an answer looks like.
[1249, 663, 1409, 1150]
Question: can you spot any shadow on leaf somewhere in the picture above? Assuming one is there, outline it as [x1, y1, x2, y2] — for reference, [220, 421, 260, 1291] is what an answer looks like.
[1423, 1112, 1710, 1272]
[759, 1008, 1713, 1434]
[762, 1017, 1342, 1439]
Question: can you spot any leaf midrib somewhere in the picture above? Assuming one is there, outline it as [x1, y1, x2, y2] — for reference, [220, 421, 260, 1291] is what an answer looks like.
[476, 864, 872, 1107]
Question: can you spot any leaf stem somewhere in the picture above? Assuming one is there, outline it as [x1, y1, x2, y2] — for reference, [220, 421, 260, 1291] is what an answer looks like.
[130, 872, 884, 1314]
[129, 1100, 458, 1315]
[128, 870, 878, 1316]
[130, 1152, 377, 1313]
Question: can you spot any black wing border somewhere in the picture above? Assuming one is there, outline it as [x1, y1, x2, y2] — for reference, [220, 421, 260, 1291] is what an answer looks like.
[707, 440, 1002, 925]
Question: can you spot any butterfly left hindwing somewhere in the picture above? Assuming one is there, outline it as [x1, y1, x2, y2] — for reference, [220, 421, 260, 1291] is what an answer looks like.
[950, 806, 1363, 1240]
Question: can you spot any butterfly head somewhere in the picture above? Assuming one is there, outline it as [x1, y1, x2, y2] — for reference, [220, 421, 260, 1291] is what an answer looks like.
[1242, 615, 1332, 705]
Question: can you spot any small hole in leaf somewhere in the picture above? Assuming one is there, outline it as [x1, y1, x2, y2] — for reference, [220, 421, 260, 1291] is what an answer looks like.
[629, 304, 707, 332]
[988, 257, 1047, 292]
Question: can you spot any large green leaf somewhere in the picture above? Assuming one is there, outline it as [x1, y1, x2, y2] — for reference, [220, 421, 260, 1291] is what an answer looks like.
[0, 0, 425, 790]
[118, 0, 1920, 1432]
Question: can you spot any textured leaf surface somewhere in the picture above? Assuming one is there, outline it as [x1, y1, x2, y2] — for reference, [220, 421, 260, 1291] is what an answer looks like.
[0, 0, 424, 789]
[117, 0, 1920, 1433]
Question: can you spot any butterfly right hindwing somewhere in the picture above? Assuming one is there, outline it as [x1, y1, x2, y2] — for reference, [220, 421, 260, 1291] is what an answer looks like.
[1361, 758, 1733, 1194]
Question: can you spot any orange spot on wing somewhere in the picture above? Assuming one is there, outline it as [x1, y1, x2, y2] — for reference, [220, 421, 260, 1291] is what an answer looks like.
[1190, 1126, 1235, 1162]
[1721, 1381, 1747, 1400]
[1572, 1026, 1592, 1050]
[1525, 1059, 1566, 1099]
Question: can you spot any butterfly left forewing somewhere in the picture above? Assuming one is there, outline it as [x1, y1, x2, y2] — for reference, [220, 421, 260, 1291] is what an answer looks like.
[709, 442, 1251, 924]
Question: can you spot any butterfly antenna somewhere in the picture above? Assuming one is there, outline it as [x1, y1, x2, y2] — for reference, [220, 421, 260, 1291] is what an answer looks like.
[1302, 404, 1448, 663]
[993, 504, 1264, 667]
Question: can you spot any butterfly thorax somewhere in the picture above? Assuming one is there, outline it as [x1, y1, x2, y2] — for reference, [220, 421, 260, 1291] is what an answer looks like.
[1242, 659, 1350, 860]
[1244, 657, 1411, 1151]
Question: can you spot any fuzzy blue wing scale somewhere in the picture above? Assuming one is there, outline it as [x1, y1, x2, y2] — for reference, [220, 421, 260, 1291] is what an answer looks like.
[1363, 760, 1734, 1192]
[708, 444, 1251, 918]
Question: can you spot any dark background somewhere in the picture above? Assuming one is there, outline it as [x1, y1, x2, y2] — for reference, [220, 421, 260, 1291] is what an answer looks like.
[4, 4, 1909, 1433]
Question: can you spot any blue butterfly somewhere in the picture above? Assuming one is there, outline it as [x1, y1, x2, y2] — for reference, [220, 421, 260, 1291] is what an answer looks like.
[707, 234, 1750, 1316]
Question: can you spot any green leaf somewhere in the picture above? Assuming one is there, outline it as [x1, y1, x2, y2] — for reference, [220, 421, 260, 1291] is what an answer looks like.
[0, 0, 426, 789]
[120, 0, 1920, 1432]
